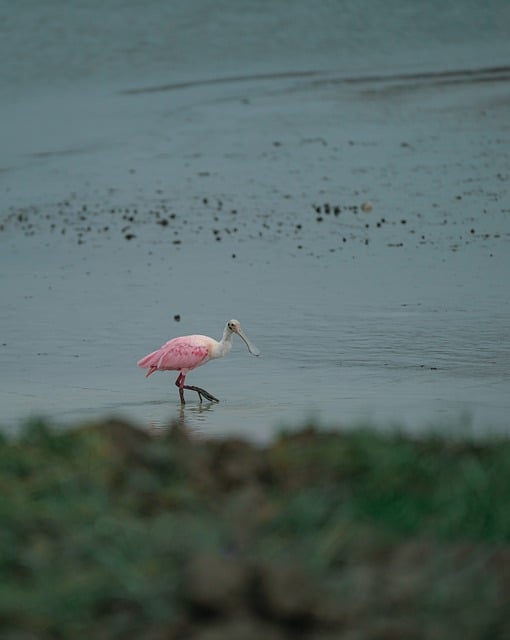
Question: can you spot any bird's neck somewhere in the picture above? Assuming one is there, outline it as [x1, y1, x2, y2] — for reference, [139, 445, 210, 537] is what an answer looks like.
[211, 328, 233, 359]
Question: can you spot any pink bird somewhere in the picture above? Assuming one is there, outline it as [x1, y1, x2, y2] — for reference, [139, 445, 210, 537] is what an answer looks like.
[137, 319, 260, 404]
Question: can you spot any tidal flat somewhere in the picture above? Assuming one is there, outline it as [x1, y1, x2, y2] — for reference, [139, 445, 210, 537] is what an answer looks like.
[2, 4, 510, 437]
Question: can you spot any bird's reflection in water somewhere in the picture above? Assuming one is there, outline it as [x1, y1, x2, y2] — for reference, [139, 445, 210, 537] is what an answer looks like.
[146, 401, 217, 439]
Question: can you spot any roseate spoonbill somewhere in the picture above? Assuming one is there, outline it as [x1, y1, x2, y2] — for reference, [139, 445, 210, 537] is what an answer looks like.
[137, 319, 260, 404]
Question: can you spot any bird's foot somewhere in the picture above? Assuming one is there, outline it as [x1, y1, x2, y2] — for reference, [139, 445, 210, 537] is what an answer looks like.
[183, 385, 219, 403]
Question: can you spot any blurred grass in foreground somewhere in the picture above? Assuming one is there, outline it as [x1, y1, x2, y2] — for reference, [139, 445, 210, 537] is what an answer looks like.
[1, 418, 509, 639]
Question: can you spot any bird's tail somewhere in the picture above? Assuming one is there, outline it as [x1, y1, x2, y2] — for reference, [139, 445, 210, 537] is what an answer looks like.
[137, 350, 160, 377]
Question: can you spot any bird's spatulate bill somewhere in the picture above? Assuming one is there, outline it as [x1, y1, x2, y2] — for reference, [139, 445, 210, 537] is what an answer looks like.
[236, 326, 260, 356]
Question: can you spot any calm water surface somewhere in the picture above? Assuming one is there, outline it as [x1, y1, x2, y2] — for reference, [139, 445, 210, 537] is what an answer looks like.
[1, 1, 509, 439]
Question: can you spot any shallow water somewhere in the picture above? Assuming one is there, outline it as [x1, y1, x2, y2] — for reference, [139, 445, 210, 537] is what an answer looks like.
[1, 2, 509, 440]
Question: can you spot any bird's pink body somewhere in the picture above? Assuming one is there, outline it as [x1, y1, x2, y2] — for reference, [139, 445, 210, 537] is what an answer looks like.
[138, 335, 214, 376]
[137, 319, 260, 404]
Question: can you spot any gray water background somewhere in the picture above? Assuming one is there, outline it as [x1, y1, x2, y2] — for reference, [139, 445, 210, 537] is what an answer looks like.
[1, 1, 509, 440]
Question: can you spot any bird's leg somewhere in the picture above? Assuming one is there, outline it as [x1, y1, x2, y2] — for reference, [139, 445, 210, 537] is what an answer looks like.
[175, 373, 186, 404]
[175, 373, 218, 403]
[182, 384, 219, 403]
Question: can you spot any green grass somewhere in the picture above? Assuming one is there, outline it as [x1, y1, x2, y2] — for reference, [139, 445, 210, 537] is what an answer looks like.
[1, 418, 509, 639]
[267, 428, 510, 541]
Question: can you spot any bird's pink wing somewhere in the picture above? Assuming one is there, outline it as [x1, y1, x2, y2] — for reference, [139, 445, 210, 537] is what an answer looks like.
[138, 335, 210, 373]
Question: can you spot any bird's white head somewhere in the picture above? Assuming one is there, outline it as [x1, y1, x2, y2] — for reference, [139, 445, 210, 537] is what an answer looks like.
[227, 319, 260, 356]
